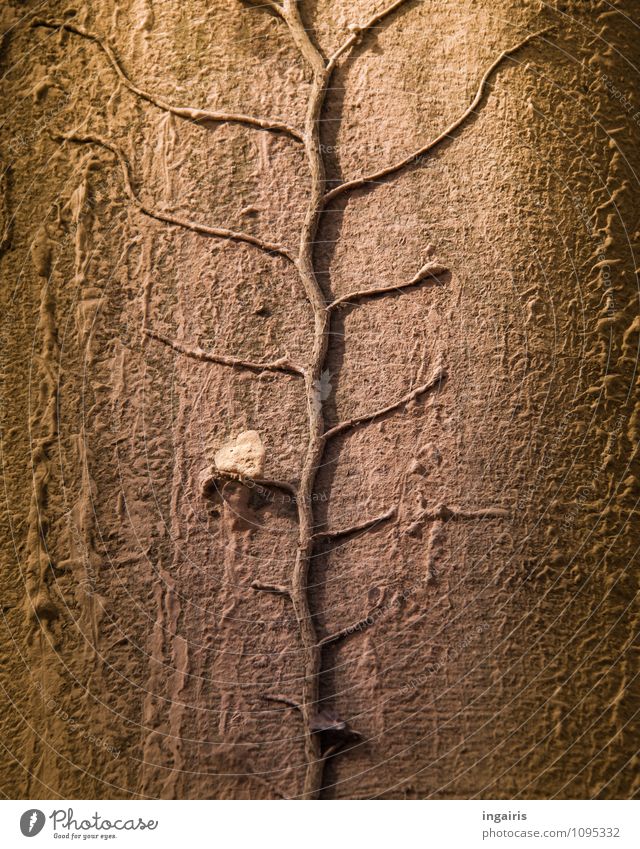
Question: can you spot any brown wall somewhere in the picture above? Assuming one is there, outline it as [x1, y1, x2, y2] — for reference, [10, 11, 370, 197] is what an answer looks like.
[1, 0, 638, 799]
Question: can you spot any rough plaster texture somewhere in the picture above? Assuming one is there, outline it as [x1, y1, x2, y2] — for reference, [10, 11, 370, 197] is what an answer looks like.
[0, 0, 639, 799]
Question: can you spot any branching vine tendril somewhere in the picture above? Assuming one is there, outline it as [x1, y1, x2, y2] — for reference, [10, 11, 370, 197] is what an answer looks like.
[34, 1, 550, 799]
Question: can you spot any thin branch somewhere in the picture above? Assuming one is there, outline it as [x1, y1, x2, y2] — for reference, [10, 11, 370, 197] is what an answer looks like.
[327, 261, 448, 311]
[327, 0, 413, 70]
[447, 506, 509, 520]
[252, 0, 332, 801]
[53, 132, 295, 261]
[33, 19, 304, 142]
[313, 505, 397, 541]
[324, 365, 446, 442]
[144, 327, 305, 377]
[250, 477, 299, 499]
[318, 608, 381, 648]
[251, 580, 291, 597]
[403, 502, 509, 536]
[324, 28, 552, 204]
[278, 1, 327, 73]
[245, 0, 326, 72]
[418, 504, 510, 522]
[0, 163, 11, 255]
[200, 468, 298, 500]
[263, 693, 302, 711]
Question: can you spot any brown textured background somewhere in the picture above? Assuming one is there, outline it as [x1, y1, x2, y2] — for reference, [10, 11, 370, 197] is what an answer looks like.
[1, 0, 639, 799]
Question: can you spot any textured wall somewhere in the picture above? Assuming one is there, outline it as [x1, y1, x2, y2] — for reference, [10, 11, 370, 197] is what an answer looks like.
[1, 0, 638, 799]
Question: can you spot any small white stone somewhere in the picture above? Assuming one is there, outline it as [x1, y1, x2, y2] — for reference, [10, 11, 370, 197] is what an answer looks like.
[214, 430, 265, 478]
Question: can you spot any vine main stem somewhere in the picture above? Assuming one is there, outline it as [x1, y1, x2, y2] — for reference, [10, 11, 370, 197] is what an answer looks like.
[280, 1, 333, 799]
